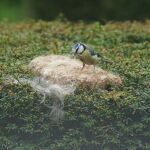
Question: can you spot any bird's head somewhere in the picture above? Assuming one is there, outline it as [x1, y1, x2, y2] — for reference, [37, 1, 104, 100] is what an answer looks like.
[71, 43, 86, 55]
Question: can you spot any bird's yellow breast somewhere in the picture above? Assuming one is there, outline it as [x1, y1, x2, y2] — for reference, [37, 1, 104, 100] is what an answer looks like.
[78, 50, 97, 65]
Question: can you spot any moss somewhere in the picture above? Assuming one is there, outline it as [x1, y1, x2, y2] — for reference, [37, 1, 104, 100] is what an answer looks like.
[0, 20, 150, 150]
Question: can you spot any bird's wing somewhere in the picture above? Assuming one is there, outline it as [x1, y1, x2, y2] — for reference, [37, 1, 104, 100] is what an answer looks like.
[87, 48, 97, 56]
[87, 48, 103, 59]
[81, 43, 104, 59]
[82, 44, 112, 63]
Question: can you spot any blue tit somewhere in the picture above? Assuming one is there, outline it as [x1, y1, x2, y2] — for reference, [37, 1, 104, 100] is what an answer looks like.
[72, 42, 111, 69]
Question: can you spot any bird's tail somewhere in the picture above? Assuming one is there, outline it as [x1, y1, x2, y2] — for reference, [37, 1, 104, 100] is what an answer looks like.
[99, 55, 112, 64]
[101, 57, 112, 64]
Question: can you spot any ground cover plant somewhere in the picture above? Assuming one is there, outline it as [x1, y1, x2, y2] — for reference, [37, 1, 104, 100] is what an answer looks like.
[0, 20, 150, 150]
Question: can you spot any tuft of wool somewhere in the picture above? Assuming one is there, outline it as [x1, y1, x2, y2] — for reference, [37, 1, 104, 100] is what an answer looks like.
[5, 76, 75, 122]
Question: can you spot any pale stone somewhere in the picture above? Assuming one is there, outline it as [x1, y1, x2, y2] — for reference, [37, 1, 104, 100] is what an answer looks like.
[29, 55, 122, 89]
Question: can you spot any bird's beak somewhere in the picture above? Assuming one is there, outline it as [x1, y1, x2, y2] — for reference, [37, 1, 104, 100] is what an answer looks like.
[71, 48, 77, 55]
[70, 51, 75, 58]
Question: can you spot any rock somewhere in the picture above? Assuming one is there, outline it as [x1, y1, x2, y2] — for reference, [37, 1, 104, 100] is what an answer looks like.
[29, 55, 122, 89]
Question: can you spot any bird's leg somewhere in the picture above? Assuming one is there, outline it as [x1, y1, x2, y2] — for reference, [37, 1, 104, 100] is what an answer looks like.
[93, 65, 95, 71]
[93, 65, 96, 72]
[81, 63, 85, 70]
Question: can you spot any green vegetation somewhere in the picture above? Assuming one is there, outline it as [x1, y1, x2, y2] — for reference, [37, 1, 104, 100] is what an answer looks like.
[0, 20, 150, 150]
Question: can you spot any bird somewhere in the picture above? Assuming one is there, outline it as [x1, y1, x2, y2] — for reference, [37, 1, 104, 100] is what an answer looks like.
[71, 42, 111, 70]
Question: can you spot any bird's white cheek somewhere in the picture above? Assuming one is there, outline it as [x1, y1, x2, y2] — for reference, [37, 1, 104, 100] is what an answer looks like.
[78, 46, 84, 53]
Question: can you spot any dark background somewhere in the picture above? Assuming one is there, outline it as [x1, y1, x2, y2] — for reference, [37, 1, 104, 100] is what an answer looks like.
[0, 0, 150, 22]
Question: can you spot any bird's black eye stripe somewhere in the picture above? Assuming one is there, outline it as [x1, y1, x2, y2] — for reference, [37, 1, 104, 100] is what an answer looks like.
[82, 44, 86, 50]
[75, 47, 79, 53]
